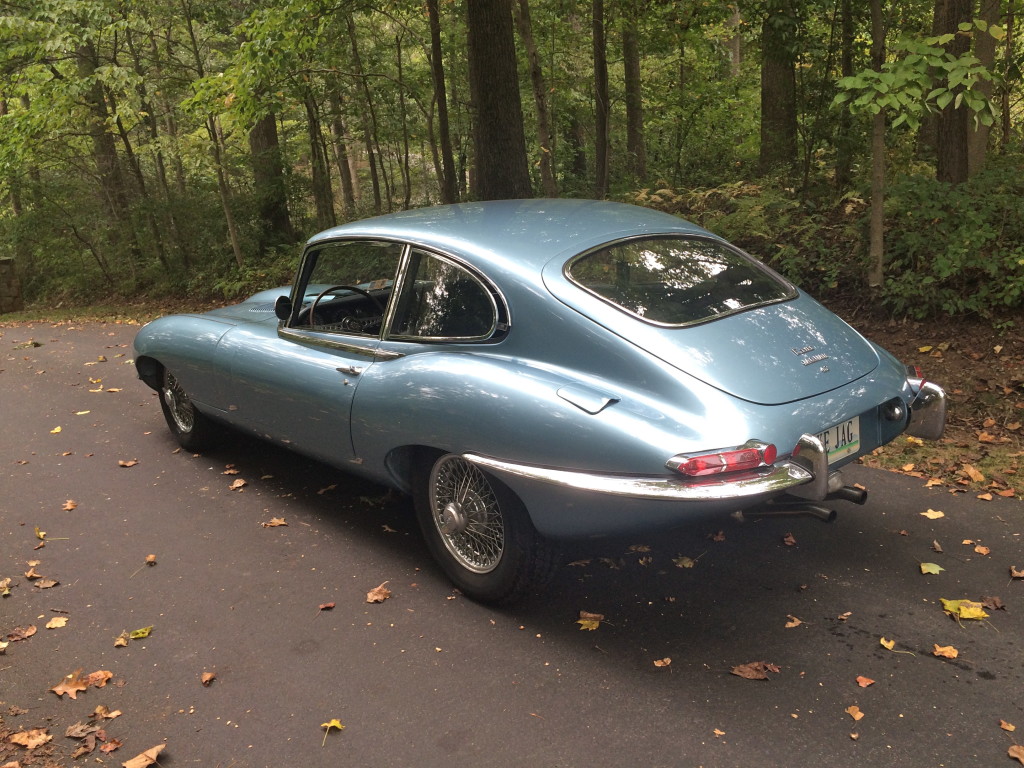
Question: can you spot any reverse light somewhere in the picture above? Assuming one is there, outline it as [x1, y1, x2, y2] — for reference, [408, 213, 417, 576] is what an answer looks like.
[667, 441, 777, 477]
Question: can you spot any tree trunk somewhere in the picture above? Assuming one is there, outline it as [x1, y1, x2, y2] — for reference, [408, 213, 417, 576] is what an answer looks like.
[208, 117, 245, 269]
[868, 0, 885, 288]
[427, 0, 459, 204]
[515, 0, 558, 197]
[727, 5, 743, 77]
[396, 34, 413, 209]
[466, 0, 532, 200]
[592, 0, 610, 198]
[305, 94, 337, 231]
[622, 13, 647, 183]
[249, 113, 295, 250]
[758, 3, 798, 173]
[835, 0, 855, 189]
[968, 0, 1000, 176]
[935, 0, 972, 184]
[347, 15, 383, 214]
[1000, 1, 1015, 152]
[328, 93, 356, 218]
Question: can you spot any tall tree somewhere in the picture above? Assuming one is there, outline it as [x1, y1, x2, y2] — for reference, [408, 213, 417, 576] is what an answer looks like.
[759, 1, 798, 173]
[935, 0, 972, 183]
[466, 0, 532, 200]
[968, 0, 1001, 176]
[514, 0, 557, 197]
[249, 113, 295, 250]
[427, 0, 459, 204]
[592, 0, 610, 198]
[622, 9, 647, 182]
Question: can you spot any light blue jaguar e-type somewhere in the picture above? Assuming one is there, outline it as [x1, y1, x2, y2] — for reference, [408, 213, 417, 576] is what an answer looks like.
[134, 199, 946, 603]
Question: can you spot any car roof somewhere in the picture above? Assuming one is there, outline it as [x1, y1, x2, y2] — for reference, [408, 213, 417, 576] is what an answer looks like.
[305, 199, 714, 275]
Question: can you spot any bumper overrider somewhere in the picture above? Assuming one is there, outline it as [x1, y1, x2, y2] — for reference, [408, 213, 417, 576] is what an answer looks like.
[465, 378, 947, 518]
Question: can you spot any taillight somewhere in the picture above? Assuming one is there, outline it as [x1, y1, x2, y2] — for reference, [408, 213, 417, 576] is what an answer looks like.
[667, 441, 777, 477]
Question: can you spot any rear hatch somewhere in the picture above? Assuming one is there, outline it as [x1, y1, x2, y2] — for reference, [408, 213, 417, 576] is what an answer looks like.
[543, 234, 879, 405]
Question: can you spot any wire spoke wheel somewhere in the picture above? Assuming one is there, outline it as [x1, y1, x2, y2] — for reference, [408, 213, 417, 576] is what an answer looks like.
[162, 371, 195, 433]
[429, 455, 505, 573]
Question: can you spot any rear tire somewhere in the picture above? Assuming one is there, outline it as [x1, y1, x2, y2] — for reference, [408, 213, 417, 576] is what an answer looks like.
[413, 452, 558, 604]
[158, 369, 217, 451]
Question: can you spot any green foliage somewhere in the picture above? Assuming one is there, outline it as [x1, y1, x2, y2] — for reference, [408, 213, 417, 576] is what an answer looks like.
[833, 20, 1003, 130]
[880, 157, 1024, 319]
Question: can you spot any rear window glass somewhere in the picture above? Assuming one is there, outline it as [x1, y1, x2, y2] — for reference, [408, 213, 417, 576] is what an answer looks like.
[566, 236, 794, 325]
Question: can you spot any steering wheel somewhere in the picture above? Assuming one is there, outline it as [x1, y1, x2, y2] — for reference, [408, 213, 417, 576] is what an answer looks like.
[302, 284, 386, 328]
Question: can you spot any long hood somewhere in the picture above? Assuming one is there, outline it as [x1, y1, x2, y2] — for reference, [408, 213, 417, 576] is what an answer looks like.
[544, 276, 878, 405]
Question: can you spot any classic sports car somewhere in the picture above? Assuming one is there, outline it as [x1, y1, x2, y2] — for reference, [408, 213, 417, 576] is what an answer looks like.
[134, 199, 946, 603]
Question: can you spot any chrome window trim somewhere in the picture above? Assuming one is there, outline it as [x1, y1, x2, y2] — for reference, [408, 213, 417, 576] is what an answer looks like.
[277, 327, 404, 360]
[563, 233, 797, 329]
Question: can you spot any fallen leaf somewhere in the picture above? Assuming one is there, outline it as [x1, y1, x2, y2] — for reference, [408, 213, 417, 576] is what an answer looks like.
[201, 672, 216, 686]
[920, 562, 944, 575]
[121, 744, 165, 768]
[0, 577, 10, 597]
[145, 554, 157, 565]
[962, 464, 986, 483]
[933, 644, 959, 659]
[118, 459, 138, 468]
[62, 499, 78, 511]
[846, 705, 865, 721]
[975, 544, 991, 555]
[653, 657, 672, 667]
[1012, 566, 1024, 579]
[980, 595, 1005, 611]
[576, 610, 605, 631]
[932, 539, 944, 553]
[99, 738, 123, 754]
[8, 625, 37, 642]
[880, 637, 896, 650]
[713, 728, 725, 737]
[321, 718, 345, 747]
[782, 532, 796, 546]
[85, 670, 112, 688]
[229, 478, 247, 491]
[317, 484, 337, 495]
[24, 566, 41, 579]
[35, 578, 59, 589]
[784, 615, 803, 628]
[1010, 745, 1024, 765]
[65, 721, 99, 739]
[855, 676, 875, 688]
[45, 617, 68, 629]
[673, 555, 697, 568]
[921, 509, 945, 519]
[366, 581, 391, 603]
[129, 625, 153, 639]
[92, 704, 121, 719]
[711, 530, 726, 542]
[261, 517, 287, 527]
[51, 669, 89, 699]
[113, 631, 129, 647]
[838, 611, 852, 621]
[1001, 720, 1016, 732]
[730, 661, 779, 680]
[7, 728, 52, 749]
[940, 598, 989, 620]
[50, 426, 61, 434]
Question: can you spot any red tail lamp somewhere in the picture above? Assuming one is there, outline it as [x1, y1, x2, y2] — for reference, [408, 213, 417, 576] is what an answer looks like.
[668, 441, 777, 477]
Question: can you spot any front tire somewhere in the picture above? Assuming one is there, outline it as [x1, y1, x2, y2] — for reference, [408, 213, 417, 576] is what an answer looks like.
[159, 369, 217, 451]
[413, 453, 557, 604]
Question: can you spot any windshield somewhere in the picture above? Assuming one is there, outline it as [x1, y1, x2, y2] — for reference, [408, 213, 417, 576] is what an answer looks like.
[566, 236, 794, 326]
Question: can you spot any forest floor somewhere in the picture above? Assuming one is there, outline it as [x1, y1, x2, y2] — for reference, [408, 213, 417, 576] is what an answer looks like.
[3, 299, 1023, 498]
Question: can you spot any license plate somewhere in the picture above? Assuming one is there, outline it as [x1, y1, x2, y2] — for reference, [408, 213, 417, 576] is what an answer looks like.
[816, 416, 860, 464]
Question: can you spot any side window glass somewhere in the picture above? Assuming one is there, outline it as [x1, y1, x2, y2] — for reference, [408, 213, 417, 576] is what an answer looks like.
[295, 240, 403, 335]
[390, 250, 497, 340]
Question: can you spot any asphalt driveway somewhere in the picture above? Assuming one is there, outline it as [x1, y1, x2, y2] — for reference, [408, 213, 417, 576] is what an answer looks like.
[2, 321, 1023, 767]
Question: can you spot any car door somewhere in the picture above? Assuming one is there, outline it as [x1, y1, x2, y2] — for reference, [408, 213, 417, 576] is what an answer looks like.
[226, 239, 405, 465]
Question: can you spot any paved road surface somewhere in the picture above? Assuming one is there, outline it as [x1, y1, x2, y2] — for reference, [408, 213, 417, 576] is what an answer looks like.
[2, 321, 1023, 767]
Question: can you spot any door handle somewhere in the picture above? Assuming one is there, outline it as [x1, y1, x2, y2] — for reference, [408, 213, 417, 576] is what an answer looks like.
[337, 365, 364, 376]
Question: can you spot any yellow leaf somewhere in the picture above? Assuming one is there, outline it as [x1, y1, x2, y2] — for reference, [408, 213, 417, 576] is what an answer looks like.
[1001, 720, 1016, 732]
[940, 598, 989, 620]
[921, 509, 945, 519]
[129, 625, 153, 639]
[50, 426, 62, 434]
[75, 410, 90, 415]
[932, 644, 958, 659]
[576, 619, 601, 631]
[1009, 744, 1024, 765]
[321, 718, 345, 747]
[920, 562, 944, 575]
[8, 727, 52, 748]
[45, 617, 68, 629]
[880, 637, 896, 650]
[784, 615, 803, 628]
[918, 345, 934, 353]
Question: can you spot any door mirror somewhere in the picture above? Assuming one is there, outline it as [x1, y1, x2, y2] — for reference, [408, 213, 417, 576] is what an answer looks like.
[274, 295, 292, 322]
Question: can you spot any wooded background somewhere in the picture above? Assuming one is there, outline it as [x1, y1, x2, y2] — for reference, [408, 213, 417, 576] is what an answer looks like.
[1, 0, 1021, 318]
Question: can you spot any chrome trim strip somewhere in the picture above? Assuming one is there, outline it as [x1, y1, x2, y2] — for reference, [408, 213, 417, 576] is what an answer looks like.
[905, 378, 947, 440]
[278, 327, 381, 358]
[463, 452, 814, 503]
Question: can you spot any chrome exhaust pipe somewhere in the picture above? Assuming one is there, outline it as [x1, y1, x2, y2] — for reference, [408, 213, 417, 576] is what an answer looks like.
[744, 504, 837, 523]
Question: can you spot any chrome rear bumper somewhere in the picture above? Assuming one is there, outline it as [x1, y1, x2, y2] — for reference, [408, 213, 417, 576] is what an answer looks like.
[905, 378, 947, 440]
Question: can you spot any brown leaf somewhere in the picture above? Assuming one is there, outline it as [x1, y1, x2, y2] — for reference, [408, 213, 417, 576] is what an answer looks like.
[261, 517, 287, 527]
[980, 595, 1006, 611]
[1012, 566, 1024, 580]
[62, 499, 78, 511]
[962, 464, 985, 483]
[99, 738, 123, 754]
[201, 671, 217, 687]
[7, 728, 52, 749]
[65, 721, 99, 739]
[113, 631, 129, 647]
[784, 615, 803, 628]
[366, 581, 392, 603]
[318, 602, 336, 611]
[975, 544, 991, 555]
[24, 566, 41, 580]
[85, 670, 113, 688]
[51, 669, 89, 699]
[932, 644, 959, 659]
[730, 661, 779, 680]
[121, 744, 166, 768]
[1001, 720, 1017, 732]
[932, 539, 943, 553]
[855, 676, 875, 688]
[145, 553, 157, 565]
[92, 705, 122, 719]
[118, 459, 138, 468]
[653, 657, 672, 667]
[45, 616, 68, 629]
[846, 705, 865, 721]
[1010, 744, 1024, 765]
[229, 478, 247, 491]
[7, 625, 37, 642]
[782, 533, 796, 546]
[35, 578, 59, 589]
